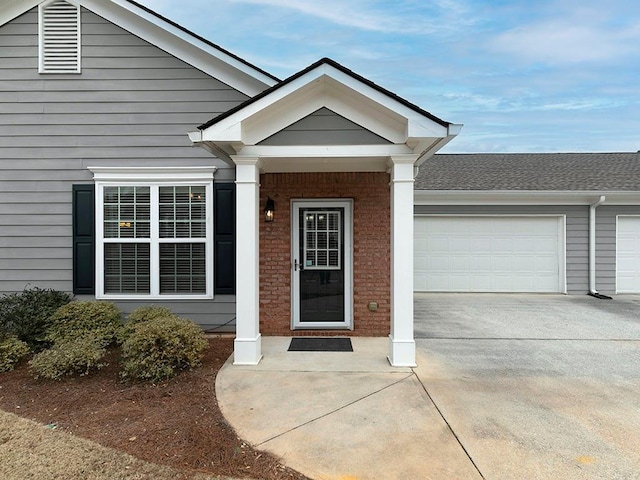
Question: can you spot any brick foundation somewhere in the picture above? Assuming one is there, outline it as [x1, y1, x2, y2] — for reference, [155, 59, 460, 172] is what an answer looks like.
[259, 172, 390, 336]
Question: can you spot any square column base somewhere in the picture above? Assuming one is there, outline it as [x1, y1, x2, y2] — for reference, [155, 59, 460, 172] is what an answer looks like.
[387, 335, 417, 367]
[234, 334, 263, 365]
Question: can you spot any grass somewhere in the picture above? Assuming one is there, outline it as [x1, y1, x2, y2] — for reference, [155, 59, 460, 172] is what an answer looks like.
[0, 410, 237, 480]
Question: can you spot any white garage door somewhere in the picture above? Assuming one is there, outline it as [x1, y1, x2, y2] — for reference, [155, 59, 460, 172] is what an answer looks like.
[616, 216, 640, 293]
[414, 216, 565, 292]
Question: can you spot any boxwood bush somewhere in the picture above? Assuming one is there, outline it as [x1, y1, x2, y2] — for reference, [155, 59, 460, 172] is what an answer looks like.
[121, 316, 208, 383]
[29, 336, 107, 380]
[0, 336, 30, 372]
[117, 305, 176, 344]
[0, 287, 73, 351]
[127, 305, 175, 324]
[47, 301, 122, 348]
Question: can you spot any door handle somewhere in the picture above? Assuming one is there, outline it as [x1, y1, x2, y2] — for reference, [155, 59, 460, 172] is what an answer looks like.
[294, 259, 298, 271]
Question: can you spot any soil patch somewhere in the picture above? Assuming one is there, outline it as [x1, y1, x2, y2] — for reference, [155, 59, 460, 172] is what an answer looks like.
[0, 337, 310, 480]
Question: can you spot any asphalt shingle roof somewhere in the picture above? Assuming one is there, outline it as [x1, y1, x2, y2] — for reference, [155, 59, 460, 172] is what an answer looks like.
[417, 152, 640, 191]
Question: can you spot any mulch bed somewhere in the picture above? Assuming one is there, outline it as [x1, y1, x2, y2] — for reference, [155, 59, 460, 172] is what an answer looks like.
[0, 337, 310, 480]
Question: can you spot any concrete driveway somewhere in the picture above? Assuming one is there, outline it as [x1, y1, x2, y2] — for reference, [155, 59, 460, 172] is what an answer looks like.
[414, 293, 640, 479]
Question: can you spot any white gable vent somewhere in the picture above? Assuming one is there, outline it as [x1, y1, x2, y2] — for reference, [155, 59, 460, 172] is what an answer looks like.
[39, 0, 81, 73]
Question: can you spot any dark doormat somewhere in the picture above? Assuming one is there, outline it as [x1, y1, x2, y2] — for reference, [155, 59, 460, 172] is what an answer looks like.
[288, 337, 353, 352]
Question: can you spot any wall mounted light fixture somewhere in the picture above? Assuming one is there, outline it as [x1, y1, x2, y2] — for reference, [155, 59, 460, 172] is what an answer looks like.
[264, 197, 275, 222]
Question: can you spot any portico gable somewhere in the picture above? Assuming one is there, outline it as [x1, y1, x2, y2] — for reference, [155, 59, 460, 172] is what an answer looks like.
[190, 58, 461, 366]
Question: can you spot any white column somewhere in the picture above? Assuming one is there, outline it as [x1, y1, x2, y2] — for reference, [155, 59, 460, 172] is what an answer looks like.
[388, 156, 417, 367]
[232, 157, 262, 365]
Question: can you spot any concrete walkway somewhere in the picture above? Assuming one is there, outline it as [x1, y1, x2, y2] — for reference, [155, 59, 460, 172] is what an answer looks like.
[216, 337, 482, 480]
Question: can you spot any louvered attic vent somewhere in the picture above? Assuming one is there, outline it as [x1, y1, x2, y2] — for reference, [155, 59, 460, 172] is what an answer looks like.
[39, 0, 81, 73]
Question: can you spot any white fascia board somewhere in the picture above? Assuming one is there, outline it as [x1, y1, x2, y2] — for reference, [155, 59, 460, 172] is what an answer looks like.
[323, 65, 449, 133]
[200, 70, 330, 141]
[88, 166, 217, 182]
[414, 190, 640, 206]
[413, 132, 462, 165]
[80, 0, 275, 96]
[0, 0, 41, 27]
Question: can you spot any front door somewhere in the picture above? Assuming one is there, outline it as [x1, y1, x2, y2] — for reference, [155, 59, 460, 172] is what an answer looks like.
[292, 200, 353, 329]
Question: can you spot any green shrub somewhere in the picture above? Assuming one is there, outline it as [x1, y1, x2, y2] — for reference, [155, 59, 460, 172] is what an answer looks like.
[0, 336, 30, 372]
[47, 301, 121, 347]
[117, 305, 176, 344]
[29, 336, 107, 380]
[0, 287, 73, 350]
[128, 305, 175, 324]
[121, 316, 208, 382]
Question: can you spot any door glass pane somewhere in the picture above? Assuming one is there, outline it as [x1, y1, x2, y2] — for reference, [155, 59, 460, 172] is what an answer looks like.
[303, 210, 341, 270]
[299, 207, 344, 322]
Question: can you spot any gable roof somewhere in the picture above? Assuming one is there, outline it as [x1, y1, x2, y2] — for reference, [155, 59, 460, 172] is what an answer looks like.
[192, 58, 461, 171]
[0, 0, 278, 95]
[199, 57, 451, 131]
[417, 152, 640, 191]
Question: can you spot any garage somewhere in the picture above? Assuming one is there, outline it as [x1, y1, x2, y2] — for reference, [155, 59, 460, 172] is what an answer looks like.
[616, 216, 640, 293]
[414, 216, 566, 293]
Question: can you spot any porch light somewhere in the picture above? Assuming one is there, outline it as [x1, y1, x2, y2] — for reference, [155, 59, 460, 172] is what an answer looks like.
[264, 197, 275, 222]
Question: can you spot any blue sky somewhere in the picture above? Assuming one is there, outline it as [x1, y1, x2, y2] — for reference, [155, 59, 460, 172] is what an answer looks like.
[137, 0, 639, 153]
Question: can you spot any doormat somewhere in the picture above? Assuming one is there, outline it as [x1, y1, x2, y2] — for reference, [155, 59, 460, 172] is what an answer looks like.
[288, 337, 353, 352]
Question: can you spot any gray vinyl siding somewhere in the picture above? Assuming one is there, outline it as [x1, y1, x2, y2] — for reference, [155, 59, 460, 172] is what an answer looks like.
[259, 107, 391, 145]
[413, 205, 589, 294]
[0, 8, 247, 328]
[596, 206, 640, 295]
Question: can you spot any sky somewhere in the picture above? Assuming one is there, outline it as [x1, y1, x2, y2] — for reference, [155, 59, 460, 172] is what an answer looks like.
[136, 0, 639, 153]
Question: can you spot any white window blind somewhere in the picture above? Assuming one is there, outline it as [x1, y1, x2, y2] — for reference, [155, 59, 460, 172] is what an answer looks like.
[99, 184, 211, 297]
[304, 211, 341, 270]
[39, 0, 81, 73]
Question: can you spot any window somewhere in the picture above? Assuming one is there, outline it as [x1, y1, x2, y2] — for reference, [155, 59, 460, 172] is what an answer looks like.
[90, 168, 215, 299]
[303, 211, 341, 270]
[39, 0, 81, 74]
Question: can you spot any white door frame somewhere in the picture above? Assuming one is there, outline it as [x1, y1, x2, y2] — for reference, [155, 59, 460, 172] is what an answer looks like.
[291, 199, 353, 329]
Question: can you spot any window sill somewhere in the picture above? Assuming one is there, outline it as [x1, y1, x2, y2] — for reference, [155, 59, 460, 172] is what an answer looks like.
[96, 294, 214, 301]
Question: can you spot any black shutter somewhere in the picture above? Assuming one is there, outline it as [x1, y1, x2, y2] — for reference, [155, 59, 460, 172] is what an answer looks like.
[72, 184, 95, 294]
[214, 183, 236, 294]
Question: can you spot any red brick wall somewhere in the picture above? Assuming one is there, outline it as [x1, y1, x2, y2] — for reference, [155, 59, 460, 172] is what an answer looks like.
[259, 172, 390, 336]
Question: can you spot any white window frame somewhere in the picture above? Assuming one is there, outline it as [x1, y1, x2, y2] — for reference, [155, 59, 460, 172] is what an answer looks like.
[89, 167, 216, 300]
[38, 0, 82, 74]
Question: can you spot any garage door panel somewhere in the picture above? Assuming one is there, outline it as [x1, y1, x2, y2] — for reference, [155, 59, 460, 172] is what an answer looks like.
[414, 216, 563, 293]
[450, 256, 471, 271]
[617, 216, 640, 293]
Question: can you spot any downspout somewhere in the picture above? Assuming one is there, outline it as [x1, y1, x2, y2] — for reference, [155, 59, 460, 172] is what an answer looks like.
[588, 195, 612, 299]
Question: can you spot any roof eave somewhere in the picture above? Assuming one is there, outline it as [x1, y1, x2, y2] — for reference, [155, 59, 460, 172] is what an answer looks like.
[414, 190, 640, 205]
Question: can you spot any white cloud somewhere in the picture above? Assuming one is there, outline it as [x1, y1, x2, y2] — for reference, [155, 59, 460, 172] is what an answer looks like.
[229, 0, 475, 35]
[488, 4, 640, 65]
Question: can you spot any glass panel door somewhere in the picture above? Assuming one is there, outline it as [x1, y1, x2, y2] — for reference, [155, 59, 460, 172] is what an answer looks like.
[292, 200, 353, 329]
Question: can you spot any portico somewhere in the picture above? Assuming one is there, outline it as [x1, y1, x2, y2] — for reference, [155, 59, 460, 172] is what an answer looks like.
[190, 58, 460, 366]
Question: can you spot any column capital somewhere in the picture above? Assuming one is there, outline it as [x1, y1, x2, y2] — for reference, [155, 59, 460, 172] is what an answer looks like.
[388, 154, 419, 166]
[231, 155, 262, 168]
